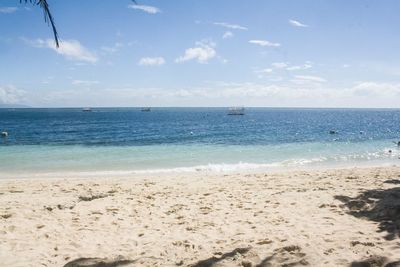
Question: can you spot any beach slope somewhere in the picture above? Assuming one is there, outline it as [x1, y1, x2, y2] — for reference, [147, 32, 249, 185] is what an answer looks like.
[1, 167, 400, 266]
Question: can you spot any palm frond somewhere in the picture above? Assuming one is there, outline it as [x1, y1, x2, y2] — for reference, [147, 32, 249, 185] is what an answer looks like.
[21, 0, 139, 49]
[21, 0, 59, 47]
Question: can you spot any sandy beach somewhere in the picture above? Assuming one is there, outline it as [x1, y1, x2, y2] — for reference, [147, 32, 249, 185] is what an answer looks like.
[1, 166, 400, 267]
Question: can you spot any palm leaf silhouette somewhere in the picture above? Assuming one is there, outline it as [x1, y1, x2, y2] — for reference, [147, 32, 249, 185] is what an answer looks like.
[21, 0, 139, 48]
[21, 0, 59, 47]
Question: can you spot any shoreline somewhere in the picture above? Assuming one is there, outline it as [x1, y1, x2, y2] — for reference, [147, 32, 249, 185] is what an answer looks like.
[1, 140, 399, 180]
[1, 165, 400, 266]
[0, 161, 399, 180]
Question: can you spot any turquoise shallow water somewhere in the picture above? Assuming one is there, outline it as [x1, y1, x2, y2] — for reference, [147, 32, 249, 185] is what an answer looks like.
[1, 108, 400, 176]
[0, 141, 399, 176]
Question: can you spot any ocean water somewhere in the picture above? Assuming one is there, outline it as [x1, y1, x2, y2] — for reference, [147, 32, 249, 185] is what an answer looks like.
[0, 108, 400, 176]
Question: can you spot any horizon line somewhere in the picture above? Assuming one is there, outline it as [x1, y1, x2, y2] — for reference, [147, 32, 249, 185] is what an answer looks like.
[1, 106, 400, 110]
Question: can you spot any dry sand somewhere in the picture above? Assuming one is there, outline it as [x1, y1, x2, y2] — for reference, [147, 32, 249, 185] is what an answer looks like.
[1, 166, 400, 267]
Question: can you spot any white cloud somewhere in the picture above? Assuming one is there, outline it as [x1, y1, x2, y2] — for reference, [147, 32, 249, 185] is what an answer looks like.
[128, 4, 161, 14]
[249, 40, 280, 47]
[72, 80, 99, 86]
[256, 62, 314, 79]
[176, 41, 216, 63]
[101, 42, 123, 54]
[138, 57, 166, 66]
[342, 64, 350, 68]
[31, 81, 400, 108]
[0, 7, 17, 13]
[254, 68, 273, 78]
[255, 68, 273, 74]
[213, 22, 247, 30]
[271, 62, 288, 69]
[293, 75, 326, 83]
[41, 76, 53, 84]
[289, 19, 308, 28]
[268, 77, 284, 82]
[286, 62, 312, 71]
[222, 31, 234, 39]
[0, 85, 26, 104]
[25, 38, 98, 63]
[349, 82, 400, 97]
[268, 61, 313, 71]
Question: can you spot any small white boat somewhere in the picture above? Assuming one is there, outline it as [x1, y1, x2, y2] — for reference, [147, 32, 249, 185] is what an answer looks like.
[1, 131, 8, 137]
[82, 107, 92, 112]
[228, 107, 245, 115]
[141, 107, 151, 112]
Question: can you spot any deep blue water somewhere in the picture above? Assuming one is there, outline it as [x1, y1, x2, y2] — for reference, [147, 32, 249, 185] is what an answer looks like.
[0, 108, 400, 175]
[1, 107, 400, 146]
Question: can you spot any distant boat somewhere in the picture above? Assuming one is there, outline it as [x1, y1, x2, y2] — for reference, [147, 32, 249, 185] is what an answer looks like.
[228, 107, 245, 115]
[82, 107, 92, 112]
[1, 131, 8, 137]
[141, 107, 151, 112]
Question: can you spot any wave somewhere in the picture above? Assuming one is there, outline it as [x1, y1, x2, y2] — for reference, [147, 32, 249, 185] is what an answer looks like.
[1, 144, 399, 179]
[4, 149, 397, 179]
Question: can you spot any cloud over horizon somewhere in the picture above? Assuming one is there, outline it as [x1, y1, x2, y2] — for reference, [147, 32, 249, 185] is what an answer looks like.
[292, 75, 326, 83]
[0, 85, 26, 104]
[72, 80, 100, 86]
[28, 81, 400, 108]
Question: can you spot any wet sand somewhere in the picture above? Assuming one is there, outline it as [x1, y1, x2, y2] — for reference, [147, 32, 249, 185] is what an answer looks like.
[1, 166, 400, 266]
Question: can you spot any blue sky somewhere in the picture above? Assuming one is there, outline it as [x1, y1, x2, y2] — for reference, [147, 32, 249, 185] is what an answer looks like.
[1, 0, 400, 107]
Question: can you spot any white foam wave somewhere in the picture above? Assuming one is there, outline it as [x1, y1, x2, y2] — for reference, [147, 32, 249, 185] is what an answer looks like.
[2, 146, 399, 179]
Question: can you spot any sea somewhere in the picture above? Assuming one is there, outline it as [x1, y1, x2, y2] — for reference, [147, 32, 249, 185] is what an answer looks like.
[0, 107, 399, 177]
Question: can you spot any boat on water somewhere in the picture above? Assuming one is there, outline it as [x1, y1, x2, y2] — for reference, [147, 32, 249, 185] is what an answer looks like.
[228, 107, 245, 115]
[141, 107, 151, 112]
[82, 107, 92, 112]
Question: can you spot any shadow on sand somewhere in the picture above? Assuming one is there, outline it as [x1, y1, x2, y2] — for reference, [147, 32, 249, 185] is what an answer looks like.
[349, 255, 400, 267]
[335, 184, 400, 241]
[190, 245, 308, 267]
[189, 247, 251, 267]
[63, 258, 135, 267]
[384, 179, 400, 185]
[335, 181, 400, 266]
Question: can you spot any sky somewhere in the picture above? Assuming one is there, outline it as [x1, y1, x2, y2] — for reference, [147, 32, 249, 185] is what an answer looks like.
[1, 0, 400, 108]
